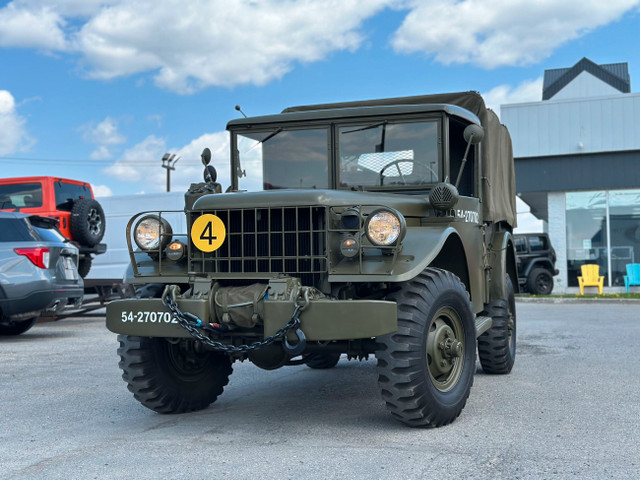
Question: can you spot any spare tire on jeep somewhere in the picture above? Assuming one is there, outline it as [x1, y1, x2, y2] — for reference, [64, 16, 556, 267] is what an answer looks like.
[70, 198, 105, 247]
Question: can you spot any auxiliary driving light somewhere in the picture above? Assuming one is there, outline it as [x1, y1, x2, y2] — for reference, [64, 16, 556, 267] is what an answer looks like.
[166, 240, 185, 261]
[340, 234, 359, 258]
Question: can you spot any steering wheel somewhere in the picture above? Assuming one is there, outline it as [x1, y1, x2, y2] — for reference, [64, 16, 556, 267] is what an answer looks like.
[379, 159, 437, 186]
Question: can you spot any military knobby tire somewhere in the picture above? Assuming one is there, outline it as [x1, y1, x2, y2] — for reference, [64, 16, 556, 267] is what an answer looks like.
[375, 268, 476, 427]
[70, 198, 105, 247]
[77, 255, 92, 278]
[478, 276, 516, 374]
[117, 334, 233, 413]
[303, 352, 341, 369]
[0, 317, 38, 335]
[526, 267, 553, 295]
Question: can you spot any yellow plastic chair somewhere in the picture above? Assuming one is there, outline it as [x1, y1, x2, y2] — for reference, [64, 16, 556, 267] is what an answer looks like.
[578, 264, 604, 295]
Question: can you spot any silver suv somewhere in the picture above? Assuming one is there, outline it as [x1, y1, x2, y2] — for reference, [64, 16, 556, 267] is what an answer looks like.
[0, 212, 84, 335]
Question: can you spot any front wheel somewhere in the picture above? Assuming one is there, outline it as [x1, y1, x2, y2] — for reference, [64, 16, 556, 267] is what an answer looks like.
[117, 335, 233, 413]
[303, 352, 341, 369]
[375, 268, 476, 427]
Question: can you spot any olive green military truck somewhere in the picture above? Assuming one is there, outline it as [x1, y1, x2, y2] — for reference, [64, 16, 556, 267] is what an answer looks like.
[106, 91, 518, 427]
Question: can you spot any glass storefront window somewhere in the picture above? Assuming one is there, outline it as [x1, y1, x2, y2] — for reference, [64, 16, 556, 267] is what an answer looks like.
[608, 189, 640, 286]
[566, 191, 607, 286]
[566, 189, 640, 288]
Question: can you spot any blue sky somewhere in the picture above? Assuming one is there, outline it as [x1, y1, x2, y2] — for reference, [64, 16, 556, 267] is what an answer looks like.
[1, 0, 639, 231]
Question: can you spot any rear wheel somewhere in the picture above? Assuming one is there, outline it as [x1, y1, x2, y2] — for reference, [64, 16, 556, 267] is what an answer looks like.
[478, 276, 516, 374]
[0, 317, 38, 335]
[117, 335, 233, 413]
[375, 268, 476, 427]
[527, 267, 553, 295]
[77, 255, 92, 278]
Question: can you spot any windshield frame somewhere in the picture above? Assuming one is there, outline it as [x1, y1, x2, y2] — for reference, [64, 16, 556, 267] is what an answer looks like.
[229, 111, 444, 193]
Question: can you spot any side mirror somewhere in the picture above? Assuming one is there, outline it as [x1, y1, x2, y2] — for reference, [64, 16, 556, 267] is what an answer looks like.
[201, 148, 211, 166]
[463, 124, 484, 145]
[454, 124, 484, 190]
[204, 165, 217, 184]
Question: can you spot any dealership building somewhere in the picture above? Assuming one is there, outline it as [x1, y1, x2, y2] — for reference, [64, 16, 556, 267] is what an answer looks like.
[501, 57, 640, 293]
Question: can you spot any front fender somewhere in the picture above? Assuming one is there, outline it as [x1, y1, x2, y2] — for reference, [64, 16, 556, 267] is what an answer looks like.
[329, 225, 458, 283]
[524, 259, 553, 277]
[489, 230, 518, 300]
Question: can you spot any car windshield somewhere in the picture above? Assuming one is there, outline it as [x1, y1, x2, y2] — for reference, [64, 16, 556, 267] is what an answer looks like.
[237, 128, 329, 191]
[338, 121, 439, 188]
[234, 120, 439, 191]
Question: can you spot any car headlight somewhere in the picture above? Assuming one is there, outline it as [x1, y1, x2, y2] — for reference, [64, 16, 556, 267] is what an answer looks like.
[365, 208, 406, 246]
[134, 215, 172, 251]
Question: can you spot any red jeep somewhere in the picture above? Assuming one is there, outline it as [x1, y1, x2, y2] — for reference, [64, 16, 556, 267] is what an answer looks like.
[0, 176, 106, 277]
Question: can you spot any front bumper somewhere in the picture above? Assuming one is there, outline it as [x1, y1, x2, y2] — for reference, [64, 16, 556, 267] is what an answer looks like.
[106, 296, 397, 341]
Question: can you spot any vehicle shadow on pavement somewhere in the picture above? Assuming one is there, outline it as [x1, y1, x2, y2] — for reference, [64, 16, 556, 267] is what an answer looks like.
[122, 359, 407, 432]
[0, 330, 76, 342]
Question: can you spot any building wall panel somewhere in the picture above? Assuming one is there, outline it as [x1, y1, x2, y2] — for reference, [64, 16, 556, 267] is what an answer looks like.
[502, 93, 640, 157]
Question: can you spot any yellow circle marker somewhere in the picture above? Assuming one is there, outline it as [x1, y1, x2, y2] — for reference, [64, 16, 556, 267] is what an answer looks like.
[191, 214, 226, 252]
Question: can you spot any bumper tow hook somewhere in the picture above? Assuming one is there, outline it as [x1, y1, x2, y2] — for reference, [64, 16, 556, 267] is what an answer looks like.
[282, 305, 307, 355]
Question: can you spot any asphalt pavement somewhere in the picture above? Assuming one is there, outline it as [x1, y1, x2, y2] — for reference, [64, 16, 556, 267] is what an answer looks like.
[1, 301, 639, 479]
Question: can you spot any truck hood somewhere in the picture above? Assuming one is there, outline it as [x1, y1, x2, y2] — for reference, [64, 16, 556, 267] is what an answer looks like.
[193, 189, 429, 217]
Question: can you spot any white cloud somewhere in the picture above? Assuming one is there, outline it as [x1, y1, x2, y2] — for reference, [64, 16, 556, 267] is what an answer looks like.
[0, 2, 67, 50]
[92, 184, 113, 197]
[81, 116, 127, 160]
[0, 0, 394, 94]
[0, 90, 33, 155]
[102, 131, 230, 193]
[89, 145, 112, 160]
[2, 0, 637, 93]
[482, 77, 543, 117]
[75, 0, 393, 93]
[103, 135, 166, 182]
[82, 116, 126, 145]
[392, 0, 640, 68]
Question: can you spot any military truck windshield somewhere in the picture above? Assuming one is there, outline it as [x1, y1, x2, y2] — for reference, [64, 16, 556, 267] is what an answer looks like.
[237, 128, 329, 191]
[338, 121, 439, 188]
[234, 119, 439, 191]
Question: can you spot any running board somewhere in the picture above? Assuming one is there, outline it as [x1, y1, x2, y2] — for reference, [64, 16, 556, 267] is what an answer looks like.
[475, 315, 493, 337]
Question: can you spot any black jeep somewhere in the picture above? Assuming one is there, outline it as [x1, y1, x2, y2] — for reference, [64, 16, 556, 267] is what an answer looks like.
[514, 233, 559, 295]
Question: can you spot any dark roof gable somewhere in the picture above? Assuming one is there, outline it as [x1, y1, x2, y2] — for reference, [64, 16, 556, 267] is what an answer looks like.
[542, 57, 630, 100]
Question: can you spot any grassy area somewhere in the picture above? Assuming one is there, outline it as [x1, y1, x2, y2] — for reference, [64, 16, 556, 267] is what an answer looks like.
[516, 292, 640, 299]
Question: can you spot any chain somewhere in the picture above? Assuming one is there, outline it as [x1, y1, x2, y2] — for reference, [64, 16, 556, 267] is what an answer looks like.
[162, 287, 306, 355]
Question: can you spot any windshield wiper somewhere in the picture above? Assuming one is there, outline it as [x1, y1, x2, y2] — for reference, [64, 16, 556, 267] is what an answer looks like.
[341, 121, 387, 134]
[244, 128, 284, 156]
[342, 121, 387, 153]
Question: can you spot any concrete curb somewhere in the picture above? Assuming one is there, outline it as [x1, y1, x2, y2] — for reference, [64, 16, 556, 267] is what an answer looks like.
[515, 295, 640, 305]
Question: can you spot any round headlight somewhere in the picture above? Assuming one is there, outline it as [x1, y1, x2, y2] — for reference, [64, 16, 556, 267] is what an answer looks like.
[134, 215, 172, 251]
[365, 209, 406, 246]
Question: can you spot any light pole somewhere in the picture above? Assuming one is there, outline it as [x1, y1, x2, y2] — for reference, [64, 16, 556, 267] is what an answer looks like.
[161, 153, 180, 192]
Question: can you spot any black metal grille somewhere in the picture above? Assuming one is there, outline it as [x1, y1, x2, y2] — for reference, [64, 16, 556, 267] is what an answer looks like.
[189, 206, 327, 285]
